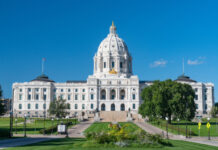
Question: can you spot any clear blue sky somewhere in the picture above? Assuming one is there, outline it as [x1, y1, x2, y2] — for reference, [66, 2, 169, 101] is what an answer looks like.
[0, 0, 218, 102]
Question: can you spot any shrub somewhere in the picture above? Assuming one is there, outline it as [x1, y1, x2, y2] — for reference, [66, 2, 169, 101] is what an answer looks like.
[85, 123, 169, 147]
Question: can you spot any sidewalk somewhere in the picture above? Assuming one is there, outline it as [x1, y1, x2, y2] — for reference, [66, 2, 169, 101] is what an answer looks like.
[0, 121, 93, 149]
[135, 121, 218, 147]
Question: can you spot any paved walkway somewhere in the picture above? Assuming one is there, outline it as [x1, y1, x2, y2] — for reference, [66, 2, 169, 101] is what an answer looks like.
[68, 121, 93, 138]
[135, 121, 218, 147]
[0, 121, 93, 149]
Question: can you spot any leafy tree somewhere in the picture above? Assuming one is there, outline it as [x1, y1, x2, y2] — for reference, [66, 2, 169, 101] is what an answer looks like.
[211, 105, 218, 118]
[0, 85, 6, 116]
[139, 80, 196, 123]
[48, 96, 68, 118]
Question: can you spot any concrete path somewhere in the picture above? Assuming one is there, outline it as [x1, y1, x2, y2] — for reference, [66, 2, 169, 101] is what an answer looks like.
[135, 121, 218, 147]
[68, 121, 93, 138]
[0, 137, 56, 149]
[0, 121, 93, 149]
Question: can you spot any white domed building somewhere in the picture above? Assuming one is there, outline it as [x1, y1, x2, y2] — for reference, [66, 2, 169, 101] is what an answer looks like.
[12, 22, 214, 119]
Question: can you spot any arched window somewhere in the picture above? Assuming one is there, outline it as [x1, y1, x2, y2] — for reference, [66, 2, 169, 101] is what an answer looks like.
[101, 89, 106, 100]
[120, 104, 125, 111]
[110, 89, 116, 100]
[101, 104, 106, 111]
[111, 103, 115, 111]
[120, 89, 125, 100]
[112, 61, 115, 68]
[75, 104, 78, 110]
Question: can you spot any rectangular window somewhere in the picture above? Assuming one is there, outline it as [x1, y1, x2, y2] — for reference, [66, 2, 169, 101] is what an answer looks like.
[19, 94, 22, 100]
[19, 88, 22, 92]
[43, 88, 47, 92]
[132, 94, 136, 100]
[75, 95, 78, 100]
[28, 88, 31, 92]
[35, 88, 39, 92]
[91, 94, 94, 100]
[75, 104, 78, 109]
[68, 89, 71, 92]
[75, 89, 78, 92]
[43, 94, 47, 100]
[195, 95, 198, 100]
[82, 95, 85, 100]
[61, 89, 64, 92]
[28, 104, 31, 109]
[205, 104, 207, 110]
[205, 95, 207, 101]
[133, 104, 136, 109]
[82, 89, 85, 92]
[43, 104, 46, 109]
[28, 94, 31, 100]
[196, 104, 198, 109]
[104, 62, 106, 68]
[120, 62, 123, 68]
[35, 104, 38, 109]
[82, 104, 85, 109]
[35, 94, 39, 100]
[91, 104, 94, 109]
[68, 94, 71, 100]
[112, 62, 115, 68]
[195, 88, 198, 92]
[19, 104, 22, 110]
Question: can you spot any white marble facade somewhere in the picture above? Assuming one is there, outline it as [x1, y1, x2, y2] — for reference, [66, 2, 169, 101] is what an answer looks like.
[12, 22, 214, 118]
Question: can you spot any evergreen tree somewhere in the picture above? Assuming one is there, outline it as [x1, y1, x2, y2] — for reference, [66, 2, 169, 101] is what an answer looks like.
[0, 85, 6, 116]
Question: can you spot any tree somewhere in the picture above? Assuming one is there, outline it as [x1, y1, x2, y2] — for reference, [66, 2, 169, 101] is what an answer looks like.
[211, 105, 218, 118]
[48, 96, 68, 118]
[139, 80, 196, 123]
[0, 85, 6, 116]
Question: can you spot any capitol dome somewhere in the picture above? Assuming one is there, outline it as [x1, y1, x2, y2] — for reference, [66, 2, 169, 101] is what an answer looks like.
[93, 22, 132, 78]
[97, 21, 130, 56]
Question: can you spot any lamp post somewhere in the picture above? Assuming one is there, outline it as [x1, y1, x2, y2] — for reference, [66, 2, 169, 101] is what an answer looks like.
[15, 118, 17, 134]
[165, 117, 169, 139]
[43, 103, 46, 135]
[51, 118, 54, 135]
[177, 118, 180, 135]
[65, 116, 69, 138]
[24, 114, 27, 137]
[208, 117, 210, 140]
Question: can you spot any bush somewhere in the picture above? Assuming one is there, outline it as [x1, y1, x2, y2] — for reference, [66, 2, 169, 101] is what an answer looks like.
[0, 128, 10, 137]
[85, 123, 170, 147]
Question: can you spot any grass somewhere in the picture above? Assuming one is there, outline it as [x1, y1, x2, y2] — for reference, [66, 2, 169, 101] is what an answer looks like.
[84, 122, 140, 134]
[6, 138, 218, 150]
[150, 118, 218, 137]
[0, 117, 78, 137]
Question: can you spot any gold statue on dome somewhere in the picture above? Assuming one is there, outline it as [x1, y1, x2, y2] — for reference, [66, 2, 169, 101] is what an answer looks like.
[109, 68, 117, 74]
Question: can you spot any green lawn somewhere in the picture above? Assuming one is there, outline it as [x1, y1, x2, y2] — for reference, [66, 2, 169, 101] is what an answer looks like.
[150, 119, 218, 137]
[0, 117, 78, 137]
[6, 138, 218, 150]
